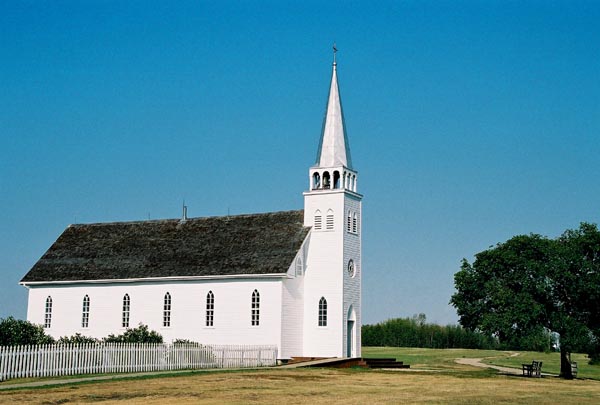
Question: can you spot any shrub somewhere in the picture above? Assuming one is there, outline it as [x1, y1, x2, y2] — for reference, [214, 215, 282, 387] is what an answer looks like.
[0, 316, 54, 346]
[104, 324, 163, 343]
[58, 333, 99, 344]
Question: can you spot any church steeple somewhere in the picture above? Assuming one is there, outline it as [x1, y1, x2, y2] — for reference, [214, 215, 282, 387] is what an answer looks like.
[315, 53, 353, 169]
[309, 50, 358, 194]
[302, 47, 362, 359]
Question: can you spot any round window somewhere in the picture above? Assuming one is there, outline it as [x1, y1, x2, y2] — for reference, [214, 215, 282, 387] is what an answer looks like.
[347, 259, 355, 278]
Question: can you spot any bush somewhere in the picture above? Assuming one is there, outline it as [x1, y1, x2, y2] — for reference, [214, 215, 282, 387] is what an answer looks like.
[104, 324, 163, 343]
[58, 333, 99, 344]
[0, 316, 54, 346]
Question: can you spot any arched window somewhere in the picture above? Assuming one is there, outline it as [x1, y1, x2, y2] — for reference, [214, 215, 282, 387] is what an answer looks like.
[251, 289, 260, 326]
[326, 209, 334, 230]
[333, 171, 340, 189]
[295, 256, 303, 276]
[312, 172, 321, 189]
[347, 211, 352, 232]
[82, 295, 90, 328]
[314, 210, 322, 230]
[44, 296, 52, 329]
[318, 297, 327, 327]
[163, 292, 172, 327]
[122, 294, 130, 328]
[206, 291, 214, 327]
[322, 171, 331, 189]
[352, 213, 358, 234]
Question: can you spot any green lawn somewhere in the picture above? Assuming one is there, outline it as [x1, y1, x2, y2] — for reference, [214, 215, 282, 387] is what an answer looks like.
[362, 347, 600, 380]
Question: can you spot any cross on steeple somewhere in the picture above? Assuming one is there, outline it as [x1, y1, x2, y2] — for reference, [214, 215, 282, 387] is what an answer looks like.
[333, 43, 338, 64]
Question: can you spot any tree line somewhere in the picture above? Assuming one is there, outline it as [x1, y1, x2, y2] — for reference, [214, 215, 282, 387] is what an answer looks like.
[362, 314, 499, 349]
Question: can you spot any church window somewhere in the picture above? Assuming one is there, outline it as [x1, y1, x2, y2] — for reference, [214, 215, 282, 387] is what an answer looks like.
[318, 297, 327, 327]
[295, 256, 303, 276]
[312, 172, 321, 189]
[163, 292, 172, 327]
[348, 259, 356, 278]
[251, 289, 260, 326]
[333, 171, 340, 189]
[326, 210, 334, 230]
[322, 171, 331, 189]
[82, 295, 90, 328]
[352, 213, 358, 234]
[122, 294, 130, 328]
[44, 296, 52, 328]
[314, 210, 322, 230]
[347, 211, 352, 232]
[206, 291, 214, 327]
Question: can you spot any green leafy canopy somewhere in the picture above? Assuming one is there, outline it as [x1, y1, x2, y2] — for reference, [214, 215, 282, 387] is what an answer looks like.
[451, 223, 600, 378]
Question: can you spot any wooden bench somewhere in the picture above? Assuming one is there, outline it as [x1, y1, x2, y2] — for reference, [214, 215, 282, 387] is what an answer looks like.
[522, 360, 542, 377]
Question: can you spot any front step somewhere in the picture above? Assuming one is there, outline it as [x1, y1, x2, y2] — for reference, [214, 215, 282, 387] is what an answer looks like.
[363, 357, 411, 369]
[283, 357, 410, 369]
[288, 356, 328, 365]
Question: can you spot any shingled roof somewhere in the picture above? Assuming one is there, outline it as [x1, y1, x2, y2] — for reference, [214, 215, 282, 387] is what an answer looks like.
[21, 210, 309, 283]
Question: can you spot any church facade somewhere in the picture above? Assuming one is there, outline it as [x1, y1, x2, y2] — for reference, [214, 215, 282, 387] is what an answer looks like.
[20, 59, 362, 359]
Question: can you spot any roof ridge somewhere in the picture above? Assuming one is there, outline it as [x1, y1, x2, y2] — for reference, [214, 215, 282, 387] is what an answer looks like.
[68, 209, 305, 227]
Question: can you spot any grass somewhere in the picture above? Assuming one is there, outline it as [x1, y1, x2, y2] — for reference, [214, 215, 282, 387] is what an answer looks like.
[1, 348, 600, 404]
[363, 347, 507, 372]
[2, 367, 600, 404]
[362, 347, 600, 381]
[363, 347, 600, 379]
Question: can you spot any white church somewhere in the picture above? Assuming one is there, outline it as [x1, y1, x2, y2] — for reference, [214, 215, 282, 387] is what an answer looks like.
[20, 57, 362, 360]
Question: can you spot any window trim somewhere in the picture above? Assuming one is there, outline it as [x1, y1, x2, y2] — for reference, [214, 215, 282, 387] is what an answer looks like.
[318, 297, 328, 327]
[206, 291, 214, 327]
[81, 295, 90, 328]
[163, 292, 172, 327]
[122, 294, 130, 328]
[251, 289, 260, 326]
[44, 296, 52, 329]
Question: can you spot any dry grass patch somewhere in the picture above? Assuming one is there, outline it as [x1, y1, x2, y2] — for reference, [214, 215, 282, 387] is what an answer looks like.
[2, 368, 600, 404]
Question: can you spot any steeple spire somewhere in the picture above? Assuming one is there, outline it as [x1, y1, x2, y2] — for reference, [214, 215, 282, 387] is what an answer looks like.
[315, 49, 353, 169]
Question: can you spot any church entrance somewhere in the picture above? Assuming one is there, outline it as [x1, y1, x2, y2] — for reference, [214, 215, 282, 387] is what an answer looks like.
[347, 305, 356, 357]
[347, 320, 355, 357]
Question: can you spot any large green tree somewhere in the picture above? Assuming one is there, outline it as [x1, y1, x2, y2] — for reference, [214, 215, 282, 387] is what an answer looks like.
[451, 224, 600, 379]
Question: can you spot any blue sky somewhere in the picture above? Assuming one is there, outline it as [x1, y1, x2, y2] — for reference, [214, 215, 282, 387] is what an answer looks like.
[1, 1, 599, 325]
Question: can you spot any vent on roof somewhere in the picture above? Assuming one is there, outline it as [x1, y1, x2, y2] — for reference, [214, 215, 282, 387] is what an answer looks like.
[181, 203, 188, 223]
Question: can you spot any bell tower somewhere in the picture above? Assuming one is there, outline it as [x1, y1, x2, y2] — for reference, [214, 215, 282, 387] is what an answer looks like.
[302, 50, 362, 358]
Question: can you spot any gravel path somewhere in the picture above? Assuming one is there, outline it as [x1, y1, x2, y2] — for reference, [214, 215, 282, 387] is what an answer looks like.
[455, 357, 522, 375]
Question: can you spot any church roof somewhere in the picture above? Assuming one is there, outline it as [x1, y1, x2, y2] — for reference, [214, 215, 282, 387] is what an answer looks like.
[21, 210, 309, 283]
[315, 61, 353, 169]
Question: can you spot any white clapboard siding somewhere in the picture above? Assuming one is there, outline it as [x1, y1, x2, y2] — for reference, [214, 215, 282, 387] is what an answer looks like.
[0, 343, 277, 382]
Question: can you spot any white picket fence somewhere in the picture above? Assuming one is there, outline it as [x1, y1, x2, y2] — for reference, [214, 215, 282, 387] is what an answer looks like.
[0, 343, 277, 381]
